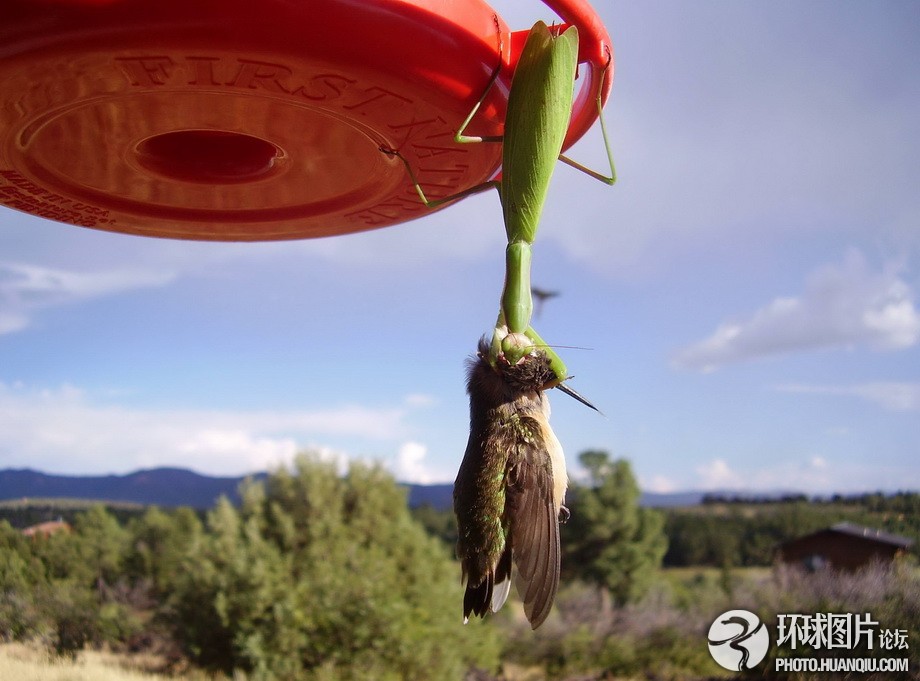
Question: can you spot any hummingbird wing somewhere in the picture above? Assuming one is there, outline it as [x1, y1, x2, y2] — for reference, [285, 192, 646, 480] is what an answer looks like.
[507, 415, 560, 629]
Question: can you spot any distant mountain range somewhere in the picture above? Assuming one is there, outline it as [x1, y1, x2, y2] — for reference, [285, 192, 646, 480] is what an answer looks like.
[394, 483, 705, 510]
[0, 467, 709, 510]
[0, 467, 263, 509]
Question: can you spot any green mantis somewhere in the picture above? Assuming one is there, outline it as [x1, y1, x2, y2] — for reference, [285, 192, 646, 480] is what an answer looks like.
[382, 20, 616, 396]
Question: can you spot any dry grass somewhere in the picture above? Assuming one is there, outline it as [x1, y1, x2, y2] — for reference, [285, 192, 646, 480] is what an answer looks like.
[0, 642, 223, 681]
[496, 564, 920, 681]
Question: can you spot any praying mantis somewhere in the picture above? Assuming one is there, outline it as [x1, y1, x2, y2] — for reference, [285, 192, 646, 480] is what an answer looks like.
[383, 19, 615, 397]
[382, 19, 616, 629]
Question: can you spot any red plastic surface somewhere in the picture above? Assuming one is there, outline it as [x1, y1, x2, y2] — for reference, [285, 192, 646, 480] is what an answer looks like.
[0, 0, 612, 241]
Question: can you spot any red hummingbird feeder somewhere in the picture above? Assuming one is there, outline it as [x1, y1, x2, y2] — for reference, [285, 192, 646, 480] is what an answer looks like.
[0, 0, 612, 241]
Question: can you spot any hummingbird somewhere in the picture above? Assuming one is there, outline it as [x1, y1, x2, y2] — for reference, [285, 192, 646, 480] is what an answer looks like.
[454, 337, 591, 629]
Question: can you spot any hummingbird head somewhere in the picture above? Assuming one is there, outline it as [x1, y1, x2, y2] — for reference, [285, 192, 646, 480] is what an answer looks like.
[481, 337, 557, 395]
[479, 336, 601, 413]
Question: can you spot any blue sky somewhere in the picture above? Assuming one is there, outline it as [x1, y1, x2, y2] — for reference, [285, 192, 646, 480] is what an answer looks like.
[1, 1, 918, 494]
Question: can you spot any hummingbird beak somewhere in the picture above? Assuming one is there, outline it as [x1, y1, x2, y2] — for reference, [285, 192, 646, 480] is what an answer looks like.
[554, 382, 602, 414]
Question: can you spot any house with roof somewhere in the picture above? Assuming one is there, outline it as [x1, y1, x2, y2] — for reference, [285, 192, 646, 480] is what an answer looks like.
[776, 522, 914, 571]
[20, 519, 71, 538]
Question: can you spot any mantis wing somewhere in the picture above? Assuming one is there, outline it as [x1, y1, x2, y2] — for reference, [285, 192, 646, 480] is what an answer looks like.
[500, 22, 579, 245]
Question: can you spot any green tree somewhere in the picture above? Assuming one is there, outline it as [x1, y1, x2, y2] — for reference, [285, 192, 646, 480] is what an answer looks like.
[410, 504, 457, 551]
[125, 506, 203, 597]
[30, 505, 130, 587]
[563, 451, 668, 605]
[0, 520, 48, 639]
[71, 504, 131, 586]
[169, 453, 500, 680]
[15, 507, 142, 656]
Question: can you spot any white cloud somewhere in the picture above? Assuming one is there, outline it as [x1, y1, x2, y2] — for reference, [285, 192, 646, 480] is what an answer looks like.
[692, 455, 904, 494]
[289, 191, 504, 269]
[0, 262, 176, 335]
[695, 458, 744, 490]
[0, 312, 28, 335]
[673, 251, 919, 371]
[0, 382, 414, 476]
[404, 393, 437, 408]
[741, 456, 879, 494]
[642, 474, 678, 494]
[391, 441, 444, 485]
[176, 429, 300, 473]
[776, 382, 920, 413]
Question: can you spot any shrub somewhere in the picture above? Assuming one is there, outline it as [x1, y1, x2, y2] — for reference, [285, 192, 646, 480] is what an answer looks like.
[167, 453, 501, 680]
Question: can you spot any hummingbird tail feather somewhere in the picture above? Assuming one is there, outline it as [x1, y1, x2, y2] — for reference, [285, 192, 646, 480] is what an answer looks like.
[462, 542, 513, 623]
[491, 546, 513, 613]
[462, 572, 493, 622]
